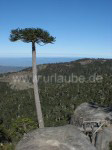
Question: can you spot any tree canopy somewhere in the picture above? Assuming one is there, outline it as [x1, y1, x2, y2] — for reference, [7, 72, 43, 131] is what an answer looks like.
[10, 28, 55, 44]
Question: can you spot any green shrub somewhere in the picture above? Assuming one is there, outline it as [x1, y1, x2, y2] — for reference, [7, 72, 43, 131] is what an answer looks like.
[11, 118, 37, 142]
[0, 143, 14, 150]
[0, 125, 11, 144]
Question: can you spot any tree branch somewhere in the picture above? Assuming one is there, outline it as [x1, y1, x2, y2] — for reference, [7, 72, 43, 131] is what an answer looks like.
[38, 43, 47, 46]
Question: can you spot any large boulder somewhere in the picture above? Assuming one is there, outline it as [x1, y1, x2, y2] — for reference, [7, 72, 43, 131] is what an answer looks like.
[96, 127, 112, 150]
[70, 103, 112, 150]
[16, 125, 96, 150]
[70, 103, 112, 126]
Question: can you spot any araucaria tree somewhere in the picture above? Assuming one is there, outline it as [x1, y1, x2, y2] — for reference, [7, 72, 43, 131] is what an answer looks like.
[10, 28, 55, 128]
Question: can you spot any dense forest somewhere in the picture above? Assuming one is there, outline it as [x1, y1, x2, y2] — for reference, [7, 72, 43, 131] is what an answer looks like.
[0, 58, 112, 149]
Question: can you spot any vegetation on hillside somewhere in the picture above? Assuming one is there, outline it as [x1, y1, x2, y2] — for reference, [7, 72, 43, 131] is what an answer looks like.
[0, 58, 112, 148]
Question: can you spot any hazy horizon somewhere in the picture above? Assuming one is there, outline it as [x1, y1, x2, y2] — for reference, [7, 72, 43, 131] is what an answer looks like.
[0, 56, 112, 67]
[0, 57, 80, 67]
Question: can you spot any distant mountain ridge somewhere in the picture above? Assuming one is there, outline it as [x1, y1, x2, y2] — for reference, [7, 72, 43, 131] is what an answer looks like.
[0, 57, 80, 73]
[0, 58, 112, 74]
[0, 66, 24, 73]
[0, 57, 80, 67]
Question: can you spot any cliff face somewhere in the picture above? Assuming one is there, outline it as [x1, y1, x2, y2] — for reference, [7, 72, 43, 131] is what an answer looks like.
[16, 125, 96, 150]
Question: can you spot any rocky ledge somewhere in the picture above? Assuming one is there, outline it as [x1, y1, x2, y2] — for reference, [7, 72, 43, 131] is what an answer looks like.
[16, 125, 96, 150]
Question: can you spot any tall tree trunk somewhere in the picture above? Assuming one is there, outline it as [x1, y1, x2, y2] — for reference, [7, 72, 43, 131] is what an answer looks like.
[32, 42, 44, 128]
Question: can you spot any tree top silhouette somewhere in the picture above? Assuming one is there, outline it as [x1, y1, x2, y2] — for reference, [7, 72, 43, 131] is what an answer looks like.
[10, 28, 55, 45]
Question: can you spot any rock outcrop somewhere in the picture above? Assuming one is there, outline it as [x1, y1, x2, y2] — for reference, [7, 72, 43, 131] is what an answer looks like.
[70, 103, 112, 150]
[70, 103, 112, 126]
[96, 127, 112, 150]
[16, 125, 96, 150]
